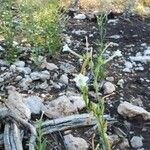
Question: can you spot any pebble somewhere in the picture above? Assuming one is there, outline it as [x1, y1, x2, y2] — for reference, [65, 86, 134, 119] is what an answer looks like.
[59, 74, 69, 85]
[38, 81, 48, 89]
[64, 134, 89, 150]
[46, 63, 58, 71]
[74, 14, 86, 20]
[106, 76, 114, 82]
[14, 61, 25, 67]
[103, 82, 116, 94]
[19, 76, 32, 90]
[0, 78, 4, 82]
[60, 62, 76, 74]
[23, 96, 44, 114]
[130, 136, 143, 148]
[17, 67, 31, 74]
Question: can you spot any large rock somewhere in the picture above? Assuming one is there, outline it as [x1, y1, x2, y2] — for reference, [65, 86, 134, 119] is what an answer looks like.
[6, 89, 31, 120]
[117, 101, 150, 120]
[64, 134, 89, 150]
[42, 94, 85, 118]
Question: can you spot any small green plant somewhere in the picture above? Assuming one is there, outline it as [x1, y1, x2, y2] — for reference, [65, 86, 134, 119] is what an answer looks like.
[19, 0, 63, 56]
[73, 14, 122, 150]
[35, 113, 47, 150]
[0, 0, 21, 62]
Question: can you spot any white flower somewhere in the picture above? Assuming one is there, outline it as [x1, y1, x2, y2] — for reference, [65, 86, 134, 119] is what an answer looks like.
[74, 73, 89, 88]
[105, 50, 122, 63]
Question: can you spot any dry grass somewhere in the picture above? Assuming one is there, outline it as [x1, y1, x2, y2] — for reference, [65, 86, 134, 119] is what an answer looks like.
[61, 0, 150, 15]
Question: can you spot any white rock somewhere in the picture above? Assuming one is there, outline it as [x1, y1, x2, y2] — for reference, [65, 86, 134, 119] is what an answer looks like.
[117, 79, 124, 88]
[106, 77, 114, 82]
[130, 136, 143, 148]
[72, 29, 87, 35]
[64, 134, 89, 150]
[108, 35, 121, 39]
[15, 76, 23, 81]
[14, 61, 25, 67]
[117, 101, 150, 120]
[23, 96, 43, 114]
[59, 74, 69, 85]
[46, 63, 58, 71]
[74, 14, 86, 20]
[103, 82, 116, 94]
[42, 94, 85, 118]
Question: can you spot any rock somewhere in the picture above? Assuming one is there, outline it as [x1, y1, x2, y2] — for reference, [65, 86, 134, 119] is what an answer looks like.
[64, 134, 89, 150]
[0, 46, 5, 51]
[103, 82, 116, 94]
[60, 62, 76, 74]
[117, 79, 125, 88]
[42, 94, 85, 118]
[108, 35, 121, 39]
[23, 96, 43, 114]
[30, 70, 50, 81]
[106, 76, 114, 82]
[46, 63, 58, 71]
[14, 61, 25, 67]
[15, 75, 23, 81]
[30, 72, 41, 80]
[0, 78, 4, 82]
[59, 74, 69, 85]
[6, 89, 31, 120]
[40, 70, 50, 81]
[74, 14, 86, 20]
[108, 135, 120, 147]
[117, 101, 150, 120]
[38, 81, 48, 89]
[119, 138, 130, 149]
[17, 67, 31, 74]
[19, 76, 32, 90]
[130, 136, 143, 148]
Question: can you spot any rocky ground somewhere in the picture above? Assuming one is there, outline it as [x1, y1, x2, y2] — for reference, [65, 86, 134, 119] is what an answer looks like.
[0, 8, 150, 150]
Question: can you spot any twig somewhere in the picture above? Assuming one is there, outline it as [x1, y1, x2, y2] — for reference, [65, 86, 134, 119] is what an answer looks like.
[39, 113, 115, 135]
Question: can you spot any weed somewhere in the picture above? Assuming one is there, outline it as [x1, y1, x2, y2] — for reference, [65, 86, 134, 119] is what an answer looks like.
[35, 113, 47, 150]
[0, 0, 21, 62]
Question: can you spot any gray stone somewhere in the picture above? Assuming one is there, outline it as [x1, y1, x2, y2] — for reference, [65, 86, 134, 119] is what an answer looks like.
[17, 67, 31, 74]
[14, 61, 25, 67]
[30, 72, 41, 80]
[39, 81, 48, 89]
[130, 136, 143, 148]
[60, 62, 76, 74]
[74, 14, 86, 20]
[23, 96, 43, 114]
[40, 70, 50, 81]
[106, 76, 114, 82]
[103, 82, 116, 94]
[46, 63, 58, 71]
[64, 134, 89, 150]
[59, 74, 69, 85]
[19, 76, 32, 90]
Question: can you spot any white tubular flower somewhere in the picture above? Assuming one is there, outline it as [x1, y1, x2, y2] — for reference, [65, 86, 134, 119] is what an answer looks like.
[105, 50, 122, 63]
[62, 44, 82, 58]
[74, 73, 89, 88]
